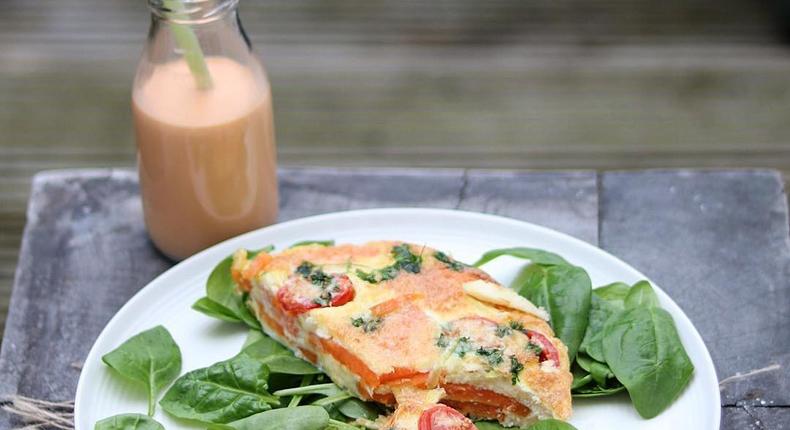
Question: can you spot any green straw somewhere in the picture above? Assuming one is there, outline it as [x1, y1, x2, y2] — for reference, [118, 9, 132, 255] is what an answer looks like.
[163, 0, 213, 90]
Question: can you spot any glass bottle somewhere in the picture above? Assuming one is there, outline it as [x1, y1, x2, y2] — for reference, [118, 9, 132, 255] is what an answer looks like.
[132, 0, 278, 261]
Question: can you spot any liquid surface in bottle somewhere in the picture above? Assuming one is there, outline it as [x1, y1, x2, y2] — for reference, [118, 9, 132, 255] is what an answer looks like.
[133, 56, 278, 260]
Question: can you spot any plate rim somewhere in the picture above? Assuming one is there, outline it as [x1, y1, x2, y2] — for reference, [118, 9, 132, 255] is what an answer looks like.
[75, 207, 721, 428]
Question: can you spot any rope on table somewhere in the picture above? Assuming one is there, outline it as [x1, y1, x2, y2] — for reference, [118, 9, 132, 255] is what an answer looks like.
[1, 396, 74, 430]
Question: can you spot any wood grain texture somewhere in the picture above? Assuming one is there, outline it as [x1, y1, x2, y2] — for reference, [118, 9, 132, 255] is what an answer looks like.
[0, 170, 171, 430]
[722, 406, 788, 430]
[458, 170, 598, 245]
[600, 170, 790, 410]
[0, 0, 779, 45]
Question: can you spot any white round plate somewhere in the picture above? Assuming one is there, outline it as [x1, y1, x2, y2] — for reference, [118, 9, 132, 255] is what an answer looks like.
[75, 208, 720, 430]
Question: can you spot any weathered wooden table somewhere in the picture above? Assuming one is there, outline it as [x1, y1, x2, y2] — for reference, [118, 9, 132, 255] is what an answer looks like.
[1, 168, 788, 429]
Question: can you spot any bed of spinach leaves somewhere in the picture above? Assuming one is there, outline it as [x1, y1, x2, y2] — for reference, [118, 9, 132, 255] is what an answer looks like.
[97, 240, 693, 429]
[475, 248, 695, 419]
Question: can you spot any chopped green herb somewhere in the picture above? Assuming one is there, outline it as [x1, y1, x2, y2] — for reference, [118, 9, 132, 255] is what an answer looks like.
[350, 316, 383, 333]
[455, 337, 473, 358]
[295, 261, 315, 278]
[378, 266, 399, 281]
[314, 290, 332, 307]
[495, 325, 512, 338]
[296, 261, 333, 288]
[295, 261, 345, 307]
[355, 270, 378, 284]
[354, 245, 422, 284]
[309, 270, 333, 288]
[434, 251, 464, 272]
[510, 355, 524, 385]
[526, 341, 544, 356]
[509, 321, 525, 331]
[476, 347, 504, 366]
[436, 333, 450, 348]
[391, 244, 422, 274]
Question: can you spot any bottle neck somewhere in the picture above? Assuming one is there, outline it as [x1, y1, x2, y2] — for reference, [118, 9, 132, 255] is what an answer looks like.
[148, 0, 240, 25]
[139, 0, 260, 86]
[146, 0, 253, 55]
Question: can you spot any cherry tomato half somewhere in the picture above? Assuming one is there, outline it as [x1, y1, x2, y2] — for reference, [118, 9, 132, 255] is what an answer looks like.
[418, 404, 476, 430]
[523, 329, 560, 365]
[276, 273, 355, 315]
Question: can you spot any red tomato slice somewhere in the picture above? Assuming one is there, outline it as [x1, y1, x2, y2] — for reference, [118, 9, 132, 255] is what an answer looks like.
[329, 276, 355, 307]
[276, 274, 355, 315]
[523, 329, 560, 365]
[418, 404, 476, 430]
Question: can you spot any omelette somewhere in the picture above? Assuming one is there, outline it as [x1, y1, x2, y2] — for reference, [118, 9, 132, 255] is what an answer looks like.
[232, 241, 572, 428]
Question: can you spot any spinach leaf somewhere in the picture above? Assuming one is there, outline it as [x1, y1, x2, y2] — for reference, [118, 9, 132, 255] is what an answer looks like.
[195, 247, 274, 328]
[242, 330, 267, 348]
[579, 297, 622, 362]
[337, 398, 379, 420]
[204, 255, 261, 329]
[242, 334, 321, 375]
[579, 282, 632, 362]
[94, 414, 164, 430]
[592, 282, 631, 302]
[290, 240, 335, 248]
[326, 419, 363, 430]
[273, 383, 343, 397]
[576, 354, 614, 387]
[312, 392, 353, 406]
[570, 360, 624, 398]
[474, 422, 508, 430]
[572, 383, 626, 398]
[473, 247, 569, 267]
[213, 406, 329, 430]
[526, 419, 579, 430]
[192, 297, 245, 323]
[514, 264, 592, 361]
[571, 374, 593, 390]
[624, 280, 659, 309]
[101, 326, 181, 416]
[160, 353, 279, 424]
[602, 307, 694, 418]
[274, 382, 376, 420]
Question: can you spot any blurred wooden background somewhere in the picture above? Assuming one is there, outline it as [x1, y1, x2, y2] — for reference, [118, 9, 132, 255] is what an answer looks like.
[2, 0, 790, 337]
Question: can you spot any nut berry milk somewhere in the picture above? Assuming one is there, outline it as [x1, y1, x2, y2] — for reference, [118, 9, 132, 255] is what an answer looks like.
[132, 0, 277, 260]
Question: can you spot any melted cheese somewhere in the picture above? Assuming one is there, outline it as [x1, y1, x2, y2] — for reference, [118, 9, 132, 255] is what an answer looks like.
[462, 280, 550, 321]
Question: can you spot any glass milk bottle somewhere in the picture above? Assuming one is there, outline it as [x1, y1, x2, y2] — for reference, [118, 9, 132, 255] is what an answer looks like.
[132, 0, 278, 260]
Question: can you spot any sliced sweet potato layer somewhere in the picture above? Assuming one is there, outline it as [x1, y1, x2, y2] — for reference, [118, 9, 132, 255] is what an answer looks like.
[443, 383, 531, 416]
[316, 336, 380, 389]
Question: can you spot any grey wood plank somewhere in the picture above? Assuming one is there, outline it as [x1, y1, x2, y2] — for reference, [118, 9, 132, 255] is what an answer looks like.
[0, 170, 172, 430]
[280, 168, 599, 244]
[600, 169, 790, 409]
[458, 170, 598, 245]
[0, 167, 599, 429]
[0, 0, 778, 44]
[278, 167, 465, 221]
[5, 44, 790, 158]
[722, 406, 790, 429]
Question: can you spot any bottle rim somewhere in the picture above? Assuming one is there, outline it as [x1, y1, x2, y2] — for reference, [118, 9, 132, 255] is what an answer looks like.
[147, 0, 239, 24]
